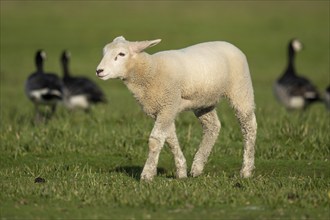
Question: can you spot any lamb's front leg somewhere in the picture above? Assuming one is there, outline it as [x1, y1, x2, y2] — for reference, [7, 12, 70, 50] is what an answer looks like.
[141, 115, 175, 181]
[166, 123, 187, 179]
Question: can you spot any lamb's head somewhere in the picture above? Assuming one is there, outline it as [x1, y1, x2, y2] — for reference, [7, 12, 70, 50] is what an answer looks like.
[96, 36, 161, 80]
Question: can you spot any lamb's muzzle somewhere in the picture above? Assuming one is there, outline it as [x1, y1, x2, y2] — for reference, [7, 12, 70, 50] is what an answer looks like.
[96, 69, 104, 76]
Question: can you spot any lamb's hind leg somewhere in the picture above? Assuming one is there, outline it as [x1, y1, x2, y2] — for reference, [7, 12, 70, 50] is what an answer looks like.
[191, 107, 221, 177]
[236, 109, 257, 178]
[230, 93, 257, 178]
[166, 123, 187, 178]
[228, 62, 257, 178]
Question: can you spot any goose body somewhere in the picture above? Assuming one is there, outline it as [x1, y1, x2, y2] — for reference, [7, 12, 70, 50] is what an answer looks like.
[61, 51, 106, 110]
[274, 39, 320, 110]
[324, 86, 330, 110]
[25, 50, 64, 120]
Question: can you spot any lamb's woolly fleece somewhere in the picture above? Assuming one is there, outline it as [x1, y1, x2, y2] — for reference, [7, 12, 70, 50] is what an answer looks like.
[96, 36, 257, 181]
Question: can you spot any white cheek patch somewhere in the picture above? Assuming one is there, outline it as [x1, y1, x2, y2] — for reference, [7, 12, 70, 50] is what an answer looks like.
[292, 40, 302, 52]
[41, 51, 46, 59]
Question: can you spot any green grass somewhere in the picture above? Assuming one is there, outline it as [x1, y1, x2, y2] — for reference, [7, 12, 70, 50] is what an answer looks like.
[1, 1, 329, 219]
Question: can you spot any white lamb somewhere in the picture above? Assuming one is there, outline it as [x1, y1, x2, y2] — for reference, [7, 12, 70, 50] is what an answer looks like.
[96, 36, 257, 181]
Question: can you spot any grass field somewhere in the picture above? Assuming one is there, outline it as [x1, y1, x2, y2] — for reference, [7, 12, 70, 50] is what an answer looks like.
[1, 1, 329, 219]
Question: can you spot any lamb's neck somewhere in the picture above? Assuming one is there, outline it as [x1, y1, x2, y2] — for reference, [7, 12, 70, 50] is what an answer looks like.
[125, 54, 157, 86]
[123, 53, 156, 102]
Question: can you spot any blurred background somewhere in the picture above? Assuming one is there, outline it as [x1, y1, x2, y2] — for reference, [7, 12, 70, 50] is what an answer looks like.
[1, 1, 329, 119]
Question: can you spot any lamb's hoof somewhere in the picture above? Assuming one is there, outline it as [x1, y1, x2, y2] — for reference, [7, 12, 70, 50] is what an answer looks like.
[140, 171, 155, 182]
[140, 175, 154, 182]
[177, 170, 188, 179]
[190, 161, 204, 177]
[190, 167, 203, 177]
[240, 169, 253, 178]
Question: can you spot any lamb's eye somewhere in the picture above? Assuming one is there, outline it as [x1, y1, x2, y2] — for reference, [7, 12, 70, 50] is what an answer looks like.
[115, 52, 125, 61]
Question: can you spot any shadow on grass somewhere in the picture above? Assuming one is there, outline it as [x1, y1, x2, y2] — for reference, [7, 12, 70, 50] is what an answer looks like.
[112, 166, 171, 181]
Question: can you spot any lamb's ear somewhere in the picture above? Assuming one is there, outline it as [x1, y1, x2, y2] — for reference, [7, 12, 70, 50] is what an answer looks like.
[131, 39, 162, 53]
[113, 36, 126, 42]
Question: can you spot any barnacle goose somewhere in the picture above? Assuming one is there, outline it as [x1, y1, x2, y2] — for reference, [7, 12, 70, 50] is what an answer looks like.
[25, 50, 64, 122]
[324, 85, 330, 110]
[274, 39, 320, 110]
[61, 50, 106, 111]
